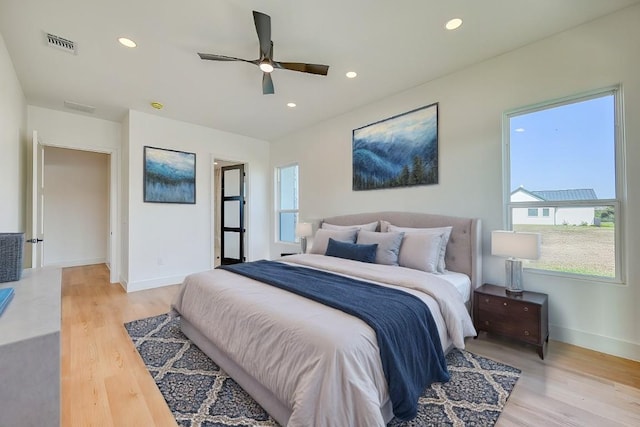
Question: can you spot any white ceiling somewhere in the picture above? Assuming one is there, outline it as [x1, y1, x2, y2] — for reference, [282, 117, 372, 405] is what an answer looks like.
[1, 0, 638, 141]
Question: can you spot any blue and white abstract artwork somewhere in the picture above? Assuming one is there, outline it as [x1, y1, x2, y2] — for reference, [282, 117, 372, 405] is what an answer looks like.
[353, 103, 438, 191]
[144, 146, 196, 204]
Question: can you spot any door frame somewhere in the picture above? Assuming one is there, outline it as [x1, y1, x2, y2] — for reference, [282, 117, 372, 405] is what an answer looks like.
[210, 154, 249, 269]
[29, 135, 120, 283]
[220, 163, 245, 265]
[30, 131, 44, 268]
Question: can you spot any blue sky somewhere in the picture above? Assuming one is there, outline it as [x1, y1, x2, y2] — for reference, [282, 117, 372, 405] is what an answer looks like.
[509, 94, 616, 199]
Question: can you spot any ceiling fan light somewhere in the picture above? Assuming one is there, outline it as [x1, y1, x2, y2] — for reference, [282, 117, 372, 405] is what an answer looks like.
[259, 61, 274, 73]
[445, 18, 463, 30]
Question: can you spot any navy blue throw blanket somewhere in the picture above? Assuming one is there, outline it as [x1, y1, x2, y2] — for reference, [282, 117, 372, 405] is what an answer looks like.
[219, 260, 450, 421]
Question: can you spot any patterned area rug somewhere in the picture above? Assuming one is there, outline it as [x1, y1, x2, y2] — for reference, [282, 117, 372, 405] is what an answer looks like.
[125, 314, 520, 427]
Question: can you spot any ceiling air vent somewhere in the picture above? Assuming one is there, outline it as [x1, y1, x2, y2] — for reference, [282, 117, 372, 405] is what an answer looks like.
[64, 100, 96, 114]
[46, 32, 77, 54]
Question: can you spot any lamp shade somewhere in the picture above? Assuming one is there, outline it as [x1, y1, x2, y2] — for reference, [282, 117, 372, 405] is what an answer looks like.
[491, 231, 541, 260]
[295, 222, 313, 238]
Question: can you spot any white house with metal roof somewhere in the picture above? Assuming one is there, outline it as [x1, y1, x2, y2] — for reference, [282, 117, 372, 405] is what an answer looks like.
[511, 187, 597, 225]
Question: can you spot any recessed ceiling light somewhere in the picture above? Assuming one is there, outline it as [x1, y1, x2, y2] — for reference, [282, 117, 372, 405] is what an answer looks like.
[287, 102, 297, 108]
[515, 128, 525, 132]
[346, 71, 357, 79]
[445, 18, 463, 31]
[150, 102, 163, 110]
[118, 37, 137, 48]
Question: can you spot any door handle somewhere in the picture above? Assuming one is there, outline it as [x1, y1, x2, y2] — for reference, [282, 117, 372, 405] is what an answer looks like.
[26, 238, 44, 244]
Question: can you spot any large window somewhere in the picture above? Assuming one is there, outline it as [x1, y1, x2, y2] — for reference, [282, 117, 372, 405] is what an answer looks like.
[276, 164, 299, 243]
[505, 88, 623, 281]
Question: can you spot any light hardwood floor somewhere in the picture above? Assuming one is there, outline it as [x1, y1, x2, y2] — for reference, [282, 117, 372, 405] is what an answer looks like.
[61, 264, 640, 426]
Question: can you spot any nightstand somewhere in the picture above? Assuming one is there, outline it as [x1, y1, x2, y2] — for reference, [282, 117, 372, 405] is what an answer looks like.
[473, 284, 549, 359]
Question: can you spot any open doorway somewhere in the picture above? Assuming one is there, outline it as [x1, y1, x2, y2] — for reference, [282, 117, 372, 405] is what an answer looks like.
[214, 159, 247, 266]
[43, 146, 110, 267]
[29, 131, 119, 282]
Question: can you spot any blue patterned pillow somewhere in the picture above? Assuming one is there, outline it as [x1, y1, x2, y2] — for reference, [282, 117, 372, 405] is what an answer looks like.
[325, 238, 378, 263]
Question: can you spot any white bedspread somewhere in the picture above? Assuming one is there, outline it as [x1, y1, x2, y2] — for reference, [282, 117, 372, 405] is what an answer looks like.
[172, 254, 476, 427]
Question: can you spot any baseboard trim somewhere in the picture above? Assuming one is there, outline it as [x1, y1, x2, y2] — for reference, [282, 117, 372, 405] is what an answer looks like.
[118, 276, 128, 292]
[125, 274, 185, 293]
[551, 324, 640, 362]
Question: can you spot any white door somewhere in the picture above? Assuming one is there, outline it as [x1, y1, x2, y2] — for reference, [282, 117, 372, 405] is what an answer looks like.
[29, 130, 45, 268]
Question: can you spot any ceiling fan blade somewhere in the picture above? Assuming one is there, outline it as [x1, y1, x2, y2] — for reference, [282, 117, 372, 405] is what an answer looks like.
[274, 62, 329, 76]
[198, 11, 330, 95]
[198, 53, 258, 66]
[262, 73, 274, 95]
[253, 11, 271, 58]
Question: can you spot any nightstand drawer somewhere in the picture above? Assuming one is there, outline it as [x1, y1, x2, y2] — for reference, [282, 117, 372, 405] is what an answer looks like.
[477, 296, 539, 320]
[478, 314, 540, 343]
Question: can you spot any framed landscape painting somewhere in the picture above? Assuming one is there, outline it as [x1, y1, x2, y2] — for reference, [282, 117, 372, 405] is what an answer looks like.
[144, 146, 196, 204]
[352, 103, 438, 191]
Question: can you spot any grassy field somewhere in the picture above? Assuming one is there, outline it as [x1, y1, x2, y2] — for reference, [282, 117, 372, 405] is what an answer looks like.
[513, 224, 615, 277]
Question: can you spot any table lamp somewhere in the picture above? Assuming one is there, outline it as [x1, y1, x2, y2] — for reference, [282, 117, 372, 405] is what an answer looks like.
[491, 230, 541, 295]
[295, 222, 313, 254]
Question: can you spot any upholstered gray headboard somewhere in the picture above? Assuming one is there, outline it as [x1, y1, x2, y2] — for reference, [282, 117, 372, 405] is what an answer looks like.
[321, 211, 482, 289]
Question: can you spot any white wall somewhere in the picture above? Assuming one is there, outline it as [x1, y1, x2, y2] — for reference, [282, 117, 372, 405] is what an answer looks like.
[0, 33, 26, 233]
[27, 106, 121, 151]
[43, 146, 109, 266]
[124, 110, 270, 291]
[270, 6, 640, 361]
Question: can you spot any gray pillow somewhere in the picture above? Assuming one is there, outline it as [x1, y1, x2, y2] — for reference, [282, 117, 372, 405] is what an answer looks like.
[387, 224, 453, 273]
[356, 230, 404, 266]
[310, 229, 358, 254]
[396, 232, 444, 273]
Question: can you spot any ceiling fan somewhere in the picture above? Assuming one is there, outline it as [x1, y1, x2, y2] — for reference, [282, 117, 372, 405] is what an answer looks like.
[198, 10, 329, 95]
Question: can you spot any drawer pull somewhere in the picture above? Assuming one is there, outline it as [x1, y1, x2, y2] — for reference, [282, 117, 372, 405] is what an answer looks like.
[484, 321, 489, 325]
[524, 330, 530, 336]
[503, 302, 508, 306]
[523, 307, 529, 312]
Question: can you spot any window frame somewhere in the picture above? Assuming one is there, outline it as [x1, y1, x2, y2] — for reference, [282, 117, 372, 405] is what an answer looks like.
[275, 163, 299, 244]
[502, 86, 625, 284]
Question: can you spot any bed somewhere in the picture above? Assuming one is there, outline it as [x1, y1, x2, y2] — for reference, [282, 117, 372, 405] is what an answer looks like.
[172, 211, 482, 426]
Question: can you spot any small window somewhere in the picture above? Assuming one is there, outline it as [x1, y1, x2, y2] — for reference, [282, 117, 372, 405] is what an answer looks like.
[276, 164, 299, 243]
[505, 88, 623, 281]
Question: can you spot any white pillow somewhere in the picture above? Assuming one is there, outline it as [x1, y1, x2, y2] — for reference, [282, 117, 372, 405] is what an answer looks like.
[387, 224, 453, 273]
[322, 221, 378, 232]
[396, 232, 443, 273]
[356, 230, 404, 266]
[309, 229, 358, 255]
